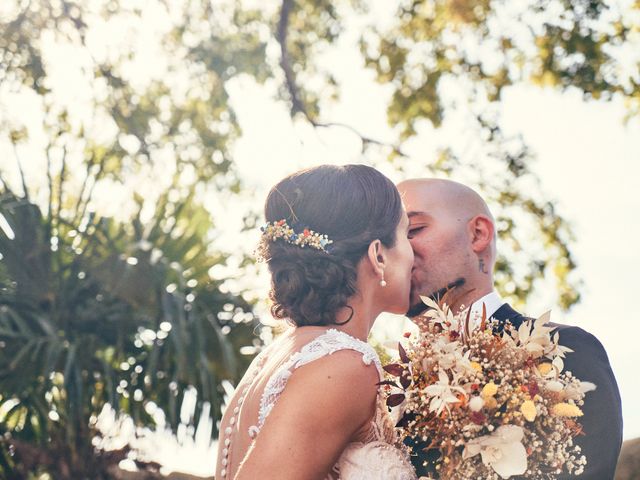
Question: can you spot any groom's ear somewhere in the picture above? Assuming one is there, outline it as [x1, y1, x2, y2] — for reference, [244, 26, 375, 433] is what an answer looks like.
[366, 239, 386, 276]
[469, 215, 494, 253]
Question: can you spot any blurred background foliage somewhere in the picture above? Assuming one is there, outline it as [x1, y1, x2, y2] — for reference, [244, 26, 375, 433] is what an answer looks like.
[0, 0, 638, 477]
[0, 185, 256, 477]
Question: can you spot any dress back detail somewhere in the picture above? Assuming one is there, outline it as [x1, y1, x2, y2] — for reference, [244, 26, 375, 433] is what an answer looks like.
[244, 328, 416, 479]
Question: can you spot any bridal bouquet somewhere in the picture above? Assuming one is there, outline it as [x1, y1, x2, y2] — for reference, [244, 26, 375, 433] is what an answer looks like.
[382, 298, 594, 479]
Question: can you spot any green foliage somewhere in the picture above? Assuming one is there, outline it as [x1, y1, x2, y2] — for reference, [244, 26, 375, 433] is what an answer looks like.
[0, 0, 269, 476]
[0, 0, 270, 189]
[0, 185, 256, 478]
[360, 0, 638, 135]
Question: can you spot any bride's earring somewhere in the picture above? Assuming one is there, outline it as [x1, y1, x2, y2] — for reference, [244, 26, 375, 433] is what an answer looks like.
[380, 271, 387, 287]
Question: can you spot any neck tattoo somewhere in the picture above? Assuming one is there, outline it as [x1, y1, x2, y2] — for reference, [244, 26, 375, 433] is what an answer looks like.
[479, 259, 488, 274]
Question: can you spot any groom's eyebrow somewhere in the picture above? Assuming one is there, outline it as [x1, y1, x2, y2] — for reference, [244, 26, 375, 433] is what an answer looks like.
[407, 211, 431, 221]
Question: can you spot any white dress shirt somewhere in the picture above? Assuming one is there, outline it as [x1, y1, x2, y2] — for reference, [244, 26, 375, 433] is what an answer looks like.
[463, 291, 505, 332]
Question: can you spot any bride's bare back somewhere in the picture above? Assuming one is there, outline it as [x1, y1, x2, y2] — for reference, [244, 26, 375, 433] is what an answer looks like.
[215, 327, 383, 480]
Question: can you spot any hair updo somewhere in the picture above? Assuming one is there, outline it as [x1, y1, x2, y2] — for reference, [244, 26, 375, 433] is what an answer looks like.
[260, 164, 403, 327]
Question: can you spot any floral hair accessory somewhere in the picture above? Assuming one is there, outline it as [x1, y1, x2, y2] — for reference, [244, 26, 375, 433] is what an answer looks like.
[260, 219, 333, 253]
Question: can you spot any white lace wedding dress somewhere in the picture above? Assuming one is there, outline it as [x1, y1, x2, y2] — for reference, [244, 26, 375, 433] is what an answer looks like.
[247, 329, 417, 480]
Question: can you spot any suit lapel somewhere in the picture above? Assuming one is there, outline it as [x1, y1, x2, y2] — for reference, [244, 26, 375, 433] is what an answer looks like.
[491, 303, 526, 332]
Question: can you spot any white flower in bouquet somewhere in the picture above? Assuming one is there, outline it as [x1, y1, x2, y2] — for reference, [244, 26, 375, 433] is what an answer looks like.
[424, 370, 465, 415]
[462, 425, 527, 479]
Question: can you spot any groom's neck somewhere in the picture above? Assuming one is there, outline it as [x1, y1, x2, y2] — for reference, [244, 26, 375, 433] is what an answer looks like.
[407, 278, 466, 317]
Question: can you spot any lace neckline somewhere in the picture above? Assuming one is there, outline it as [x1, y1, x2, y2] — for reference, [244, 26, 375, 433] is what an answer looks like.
[322, 328, 370, 348]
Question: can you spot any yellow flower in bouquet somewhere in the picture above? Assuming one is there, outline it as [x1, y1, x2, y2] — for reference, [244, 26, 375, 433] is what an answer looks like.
[520, 400, 537, 422]
[551, 403, 584, 417]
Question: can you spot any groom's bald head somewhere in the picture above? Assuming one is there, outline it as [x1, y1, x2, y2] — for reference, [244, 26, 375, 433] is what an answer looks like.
[398, 179, 494, 221]
[397, 178, 496, 313]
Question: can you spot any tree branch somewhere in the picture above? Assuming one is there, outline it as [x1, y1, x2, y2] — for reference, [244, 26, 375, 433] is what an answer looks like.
[276, 0, 407, 158]
[0, 171, 11, 193]
[55, 146, 67, 226]
[12, 142, 29, 200]
[45, 144, 54, 237]
[75, 151, 107, 226]
[277, 0, 306, 117]
[74, 152, 92, 223]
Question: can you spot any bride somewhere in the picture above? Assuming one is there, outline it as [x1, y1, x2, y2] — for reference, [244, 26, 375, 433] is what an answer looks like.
[215, 164, 418, 480]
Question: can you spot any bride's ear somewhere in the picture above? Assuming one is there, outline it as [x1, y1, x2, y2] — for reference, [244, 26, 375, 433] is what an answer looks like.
[366, 239, 386, 278]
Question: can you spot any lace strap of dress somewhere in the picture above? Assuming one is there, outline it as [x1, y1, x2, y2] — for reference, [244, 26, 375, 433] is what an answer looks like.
[250, 329, 381, 436]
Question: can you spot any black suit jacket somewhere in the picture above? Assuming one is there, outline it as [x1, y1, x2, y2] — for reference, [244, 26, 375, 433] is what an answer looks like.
[492, 304, 623, 480]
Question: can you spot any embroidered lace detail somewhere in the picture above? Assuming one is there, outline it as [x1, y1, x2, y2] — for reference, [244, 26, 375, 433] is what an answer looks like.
[248, 329, 381, 436]
[332, 441, 417, 480]
[361, 395, 398, 444]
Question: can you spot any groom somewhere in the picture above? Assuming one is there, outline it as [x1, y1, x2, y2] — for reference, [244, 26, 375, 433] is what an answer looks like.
[397, 178, 623, 479]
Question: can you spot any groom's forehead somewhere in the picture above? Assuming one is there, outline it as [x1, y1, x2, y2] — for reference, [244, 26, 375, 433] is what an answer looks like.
[401, 185, 443, 207]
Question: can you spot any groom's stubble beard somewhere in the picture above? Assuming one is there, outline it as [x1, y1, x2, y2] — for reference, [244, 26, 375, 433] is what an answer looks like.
[406, 277, 466, 317]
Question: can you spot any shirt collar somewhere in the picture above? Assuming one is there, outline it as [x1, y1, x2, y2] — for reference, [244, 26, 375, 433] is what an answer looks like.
[466, 291, 505, 330]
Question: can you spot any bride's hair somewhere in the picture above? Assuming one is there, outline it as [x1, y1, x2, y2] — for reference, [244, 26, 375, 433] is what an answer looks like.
[261, 164, 403, 327]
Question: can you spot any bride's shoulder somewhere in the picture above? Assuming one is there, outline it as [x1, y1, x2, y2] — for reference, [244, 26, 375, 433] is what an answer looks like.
[265, 328, 381, 410]
[301, 347, 380, 384]
[276, 348, 380, 425]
